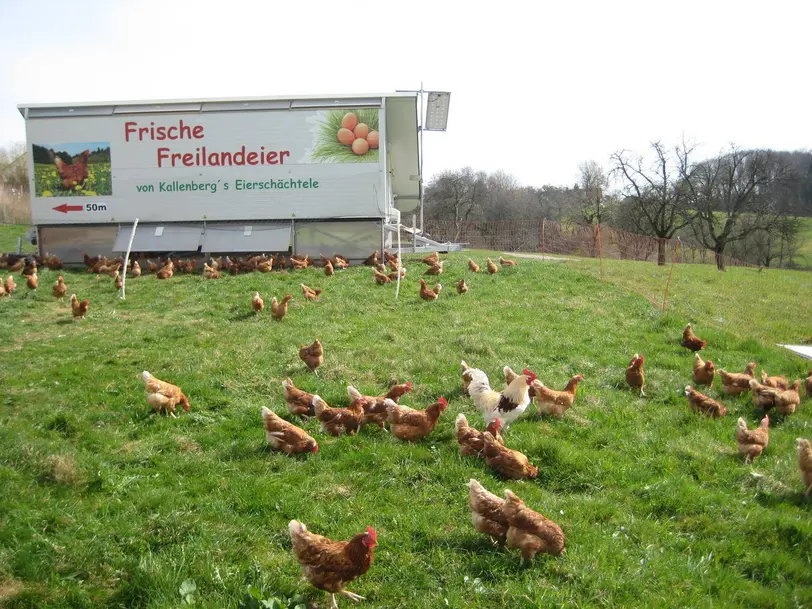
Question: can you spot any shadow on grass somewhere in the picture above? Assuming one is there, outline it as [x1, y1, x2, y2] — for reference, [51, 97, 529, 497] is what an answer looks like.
[231, 309, 260, 322]
[754, 491, 812, 510]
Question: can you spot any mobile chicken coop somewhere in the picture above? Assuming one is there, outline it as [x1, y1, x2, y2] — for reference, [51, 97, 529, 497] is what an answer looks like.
[18, 92, 434, 263]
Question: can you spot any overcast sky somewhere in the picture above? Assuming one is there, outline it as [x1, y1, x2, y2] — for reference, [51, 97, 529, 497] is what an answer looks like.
[1, 0, 809, 187]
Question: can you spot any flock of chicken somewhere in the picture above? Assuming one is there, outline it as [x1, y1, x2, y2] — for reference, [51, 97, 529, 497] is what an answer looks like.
[139, 319, 812, 608]
[5, 248, 811, 608]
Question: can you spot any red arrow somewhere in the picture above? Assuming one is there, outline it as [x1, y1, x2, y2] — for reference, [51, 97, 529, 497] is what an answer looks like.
[53, 204, 84, 214]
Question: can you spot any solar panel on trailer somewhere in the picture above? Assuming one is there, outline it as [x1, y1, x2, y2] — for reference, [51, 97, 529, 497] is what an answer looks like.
[424, 92, 451, 131]
[113, 223, 204, 252]
[201, 224, 292, 253]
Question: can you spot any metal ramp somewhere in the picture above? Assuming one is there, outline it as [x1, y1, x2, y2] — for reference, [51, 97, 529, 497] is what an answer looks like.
[384, 223, 465, 254]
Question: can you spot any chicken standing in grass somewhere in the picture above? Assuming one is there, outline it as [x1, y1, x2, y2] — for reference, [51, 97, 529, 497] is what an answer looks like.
[114, 271, 124, 290]
[131, 260, 142, 278]
[347, 383, 412, 429]
[252, 292, 264, 314]
[418, 279, 442, 301]
[467, 479, 509, 544]
[625, 354, 645, 396]
[282, 378, 317, 418]
[456, 414, 503, 457]
[363, 251, 379, 266]
[456, 279, 468, 294]
[692, 353, 715, 388]
[483, 432, 538, 479]
[70, 294, 89, 320]
[685, 385, 727, 418]
[372, 268, 391, 284]
[461, 361, 536, 429]
[486, 258, 498, 274]
[749, 379, 801, 416]
[736, 415, 769, 463]
[680, 323, 707, 351]
[300, 339, 324, 374]
[719, 362, 757, 395]
[26, 273, 38, 291]
[532, 374, 584, 418]
[498, 256, 518, 267]
[271, 294, 292, 320]
[142, 371, 190, 417]
[385, 396, 448, 442]
[468, 258, 480, 272]
[324, 260, 335, 276]
[760, 370, 789, 390]
[423, 261, 443, 276]
[797, 438, 812, 497]
[314, 395, 364, 436]
[261, 407, 318, 455]
[52, 276, 67, 299]
[420, 251, 439, 265]
[288, 520, 376, 609]
[503, 489, 566, 561]
[301, 284, 322, 301]
[4, 275, 15, 295]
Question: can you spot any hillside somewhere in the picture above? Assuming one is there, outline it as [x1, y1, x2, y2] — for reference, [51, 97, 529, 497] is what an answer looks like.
[0, 256, 810, 608]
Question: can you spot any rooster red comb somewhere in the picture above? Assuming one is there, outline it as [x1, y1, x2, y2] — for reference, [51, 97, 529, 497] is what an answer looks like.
[438, 396, 448, 407]
[365, 526, 378, 544]
[522, 368, 537, 382]
[404, 382, 413, 390]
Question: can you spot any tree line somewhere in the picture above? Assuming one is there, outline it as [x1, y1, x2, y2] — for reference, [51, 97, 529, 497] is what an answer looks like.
[424, 142, 812, 270]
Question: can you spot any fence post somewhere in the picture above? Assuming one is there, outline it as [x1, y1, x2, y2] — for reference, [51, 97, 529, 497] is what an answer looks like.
[541, 218, 546, 258]
[120, 218, 139, 300]
[662, 237, 681, 314]
[596, 223, 604, 281]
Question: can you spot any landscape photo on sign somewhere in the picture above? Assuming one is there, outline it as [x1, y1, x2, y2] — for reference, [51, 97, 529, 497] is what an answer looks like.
[310, 109, 380, 163]
[32, 142, 112, 197]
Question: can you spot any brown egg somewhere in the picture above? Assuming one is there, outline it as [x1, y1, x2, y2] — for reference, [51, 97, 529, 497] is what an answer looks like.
[352, 138, 369, 156]
[341, 112, 358, 131]
[353, 123, 370, 139]
[367, 130, 379, 149]
[337, 128, 356, 146]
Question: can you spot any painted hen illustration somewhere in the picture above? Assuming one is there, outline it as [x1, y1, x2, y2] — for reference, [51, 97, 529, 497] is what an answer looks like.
[54, 150, 91, 190]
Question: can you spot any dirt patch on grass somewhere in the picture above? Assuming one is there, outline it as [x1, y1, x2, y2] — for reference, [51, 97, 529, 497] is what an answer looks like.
[0, 579, 24, 601]
[46, 454, 79, 484]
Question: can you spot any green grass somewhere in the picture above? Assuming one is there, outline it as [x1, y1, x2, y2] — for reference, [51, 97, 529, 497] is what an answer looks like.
[561, 256, 812, 345]
[0, 224, 36, 254]
[1, 255, 811, 608]
[34, 162, 113, 197]
[794, 218, 812, 269]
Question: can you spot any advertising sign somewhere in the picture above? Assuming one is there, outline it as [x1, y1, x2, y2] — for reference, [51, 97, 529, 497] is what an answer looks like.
[26, 108, 384, 224]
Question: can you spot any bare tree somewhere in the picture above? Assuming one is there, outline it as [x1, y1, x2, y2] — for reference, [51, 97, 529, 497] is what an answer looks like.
[685, 146, 792, 271]
[423, 167, 487, 242]
[575, 160, 609, 225]
[610, 141, 694, 265]
[0, 143, 28, 194]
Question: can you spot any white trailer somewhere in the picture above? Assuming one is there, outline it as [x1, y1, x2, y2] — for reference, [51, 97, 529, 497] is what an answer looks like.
[18, 93, 422, 263]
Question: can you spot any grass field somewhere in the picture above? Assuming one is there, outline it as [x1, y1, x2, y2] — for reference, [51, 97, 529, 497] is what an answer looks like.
[795, 218, 812, 269]
[561, 256, 812, 345]
[0, 224, 36, 254]
[1, 255, 811, 608]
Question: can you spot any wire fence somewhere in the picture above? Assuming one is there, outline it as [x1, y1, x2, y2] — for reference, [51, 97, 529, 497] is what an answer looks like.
[424, 218, 759, 270]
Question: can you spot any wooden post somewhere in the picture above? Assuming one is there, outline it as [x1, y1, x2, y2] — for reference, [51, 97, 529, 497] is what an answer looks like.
[541, 218, 546, 258]
[596, 223, 604, 281]
[662, 237, 681, 314]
